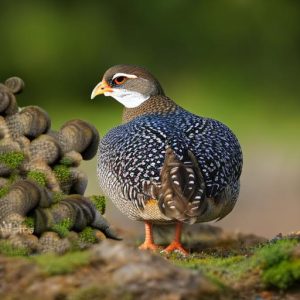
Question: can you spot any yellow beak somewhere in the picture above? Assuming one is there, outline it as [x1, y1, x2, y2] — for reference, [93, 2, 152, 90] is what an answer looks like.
[90, 80, 112, 99]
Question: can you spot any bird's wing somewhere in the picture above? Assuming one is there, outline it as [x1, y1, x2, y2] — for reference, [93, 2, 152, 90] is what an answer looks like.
[103, 116, 193, 210]
[178, 114, 243, 198]
[146, 147, 206, 223]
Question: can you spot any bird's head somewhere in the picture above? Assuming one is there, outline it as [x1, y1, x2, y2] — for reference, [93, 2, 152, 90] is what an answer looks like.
[91, 65, 165, 108]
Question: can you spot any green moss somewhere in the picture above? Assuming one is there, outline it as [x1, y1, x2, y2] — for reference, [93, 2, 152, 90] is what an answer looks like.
[174, 254, 247, 285]
[33, 251, 90, 275]
[262, 259, 300, 289]
[69, 285, 133, 300]
[0, 186, 9, 198]
[8, 172, 20, 184]
[79, 227, 97, 244]
[253, 238, 297, 269]
[51, 218, 72, 238]
[90, 195, 106, 214]
[253, 239, 300, 289]
[27, 170, 47, 186]
[23, 216, 35, 231]
[52, 191, 64, 203]
[70, 285, 112, 300]
[173, 238, 300, 290]
[59, 156, 74, 166]
[0, 172, 19, 198]
[0, 152, 25, 169]
[53, 164, 71, 184]
[175, 255, 244, 270]
[67, 232, 82, 252]
[0, 240, 30, 256]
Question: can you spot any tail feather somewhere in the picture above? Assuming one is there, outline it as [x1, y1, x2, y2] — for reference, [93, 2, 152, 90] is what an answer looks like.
[157, 147, 206, 223]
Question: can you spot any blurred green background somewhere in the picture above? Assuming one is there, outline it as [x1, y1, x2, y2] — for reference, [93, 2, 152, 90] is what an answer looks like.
[0, 0, 299, 237]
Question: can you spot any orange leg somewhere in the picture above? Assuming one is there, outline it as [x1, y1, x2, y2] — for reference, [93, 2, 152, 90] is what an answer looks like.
[162, 222, 188, 256]
[139, 221, 160, 251]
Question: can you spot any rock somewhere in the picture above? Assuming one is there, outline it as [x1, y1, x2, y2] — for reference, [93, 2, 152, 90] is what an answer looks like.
[8, 233, 39, 252]
[38, 232, 71, 254]
[90, 240, 219, 300]
[0, 76, 114, 252]
[5, 77, 25, 94]
[0, 240, 222, 300]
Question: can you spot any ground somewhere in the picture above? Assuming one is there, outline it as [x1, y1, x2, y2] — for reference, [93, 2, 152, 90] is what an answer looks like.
[0, 224, 299, 300]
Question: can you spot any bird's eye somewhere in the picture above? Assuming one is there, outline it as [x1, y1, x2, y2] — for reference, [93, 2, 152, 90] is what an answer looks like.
[113, 76, 127, 85]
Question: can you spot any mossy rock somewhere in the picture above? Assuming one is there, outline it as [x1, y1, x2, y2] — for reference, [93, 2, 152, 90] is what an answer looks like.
[51, 218, 72, 238]
[23, 216, 35, 232]
[90, 195, 106, 214]
[27, 171, 47, 187]
[52, 191, 64, 203]
[59, 156, 74, 166]
[69, 285, 133, 300]
[0, 76, 115, 257]
[79, 227, 98, 244]
[0, 240, 30, 256]
[0, 152, 25, 169]
[33, 250, 91, 275]
[53, 164, 71, 184]
[0, 186, 9, 198]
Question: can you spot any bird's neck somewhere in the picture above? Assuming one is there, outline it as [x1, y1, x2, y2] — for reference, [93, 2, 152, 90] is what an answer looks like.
[122, 96, 177, 123]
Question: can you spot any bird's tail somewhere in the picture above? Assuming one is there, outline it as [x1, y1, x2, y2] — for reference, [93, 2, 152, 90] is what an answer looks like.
[156, 147, 206, 224]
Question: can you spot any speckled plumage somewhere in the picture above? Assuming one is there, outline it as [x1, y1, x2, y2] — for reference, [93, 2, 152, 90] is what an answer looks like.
[97, 96, 242, 224]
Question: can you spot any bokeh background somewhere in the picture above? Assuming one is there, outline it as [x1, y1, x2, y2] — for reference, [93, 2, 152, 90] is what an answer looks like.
[0, 0, 299, 238]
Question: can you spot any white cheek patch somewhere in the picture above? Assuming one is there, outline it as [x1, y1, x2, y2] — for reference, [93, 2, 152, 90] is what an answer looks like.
[112, 73, 138, 80]
[104, 88, 149, 108]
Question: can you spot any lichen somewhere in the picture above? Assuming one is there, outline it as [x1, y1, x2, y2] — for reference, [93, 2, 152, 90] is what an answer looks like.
[51, 218, 72, 238]
[53, 164, 71, 184]
[33, 250, 90, 275]
[0, 152, 25, 169]
[27, 171, 47, 186]
[0, 240, 30, 256]
[79, 227, 97, 244]
[90, 195, 106, 214]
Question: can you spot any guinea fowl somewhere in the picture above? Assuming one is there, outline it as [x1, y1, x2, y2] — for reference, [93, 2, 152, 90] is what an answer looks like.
[91, 65, 243, 255]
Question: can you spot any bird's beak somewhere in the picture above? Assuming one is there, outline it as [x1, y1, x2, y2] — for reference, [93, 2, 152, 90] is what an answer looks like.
[91, 80, 113, 99]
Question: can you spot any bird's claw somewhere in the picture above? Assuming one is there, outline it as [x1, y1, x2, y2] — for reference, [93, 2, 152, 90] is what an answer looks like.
[161, 241, 189, 256]
[139, 241, 160, 251]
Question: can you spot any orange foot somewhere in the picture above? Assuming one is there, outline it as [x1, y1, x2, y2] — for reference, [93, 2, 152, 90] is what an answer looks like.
[162, 241, 189, 256]
[139, 241, 160, 251]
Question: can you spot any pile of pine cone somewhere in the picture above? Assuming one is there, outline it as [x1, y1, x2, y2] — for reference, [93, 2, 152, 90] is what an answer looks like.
[0, 77, 119, 255]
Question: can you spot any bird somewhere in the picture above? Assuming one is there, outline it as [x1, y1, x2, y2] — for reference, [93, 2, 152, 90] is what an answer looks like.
[91, 65, 242, 255]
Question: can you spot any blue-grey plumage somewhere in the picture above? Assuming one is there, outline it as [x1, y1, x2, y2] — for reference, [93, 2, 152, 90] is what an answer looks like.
[98, 106, 242, 222]
[91, 64, 243, 254]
